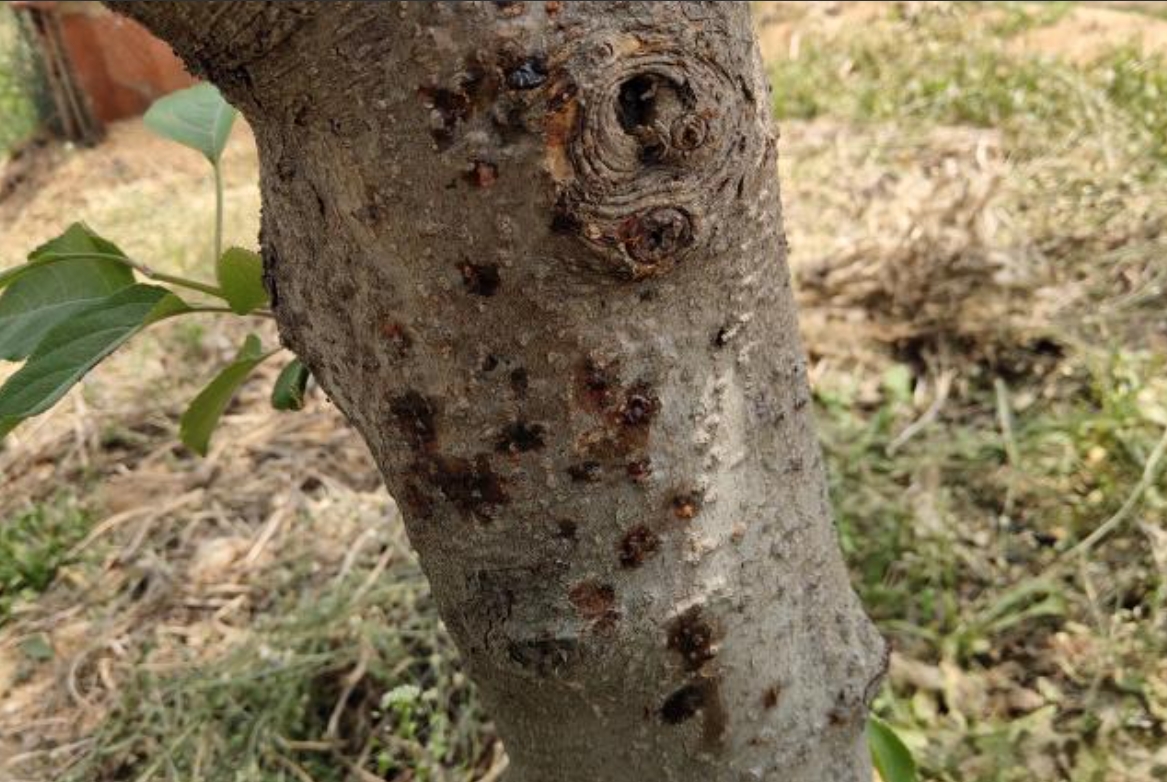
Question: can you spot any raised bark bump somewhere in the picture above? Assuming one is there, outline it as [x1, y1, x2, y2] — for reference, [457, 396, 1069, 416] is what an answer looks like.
[537, 19, 759, 281]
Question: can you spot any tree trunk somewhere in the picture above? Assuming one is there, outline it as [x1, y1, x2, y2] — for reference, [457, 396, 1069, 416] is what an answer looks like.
[111, 3, 887, 780]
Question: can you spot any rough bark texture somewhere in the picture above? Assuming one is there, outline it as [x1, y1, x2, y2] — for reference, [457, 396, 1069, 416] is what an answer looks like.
[111, 3, 887, 780]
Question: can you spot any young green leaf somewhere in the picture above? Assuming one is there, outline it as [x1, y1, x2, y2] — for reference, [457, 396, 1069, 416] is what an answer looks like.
[28, 222, 131, 264]
[0, 259, 136, 361]
[0, 263, 34, 290]
[0, 225, 137, 360]
[868, 715, 918, 782]
[1, 221, 132, 293]
[143, 83, 237, 165]
[0, 285, 188, 439]
[179, 334, 270, 456]
[216, 247, 268, 314]
[271, 357, 310, 411]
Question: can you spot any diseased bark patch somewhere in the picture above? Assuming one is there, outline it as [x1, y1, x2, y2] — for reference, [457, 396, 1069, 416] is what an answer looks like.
[401, 479, 434, 518]
[506, 56, 547, 90]
[418, 453, 509, 521]
[507, 636, 576, 676]
[573, 359, 659, 468]
[379, 319, 413, 358]
[575, 357, 617, 413]
[670, 490, 701, 520]
[495, 420, 546, 454]
[417, 85, 472, 146]
[713, 324, 731, 348]
[660, 681, 705, 724]
[459, 262, 501, 297]
[660, 678, 727, 750]
[617, 207, 694, 268]
[618, 383, 658, 428]
[508, 368, 529, 397]
[666, 607, 716, 672]
[463, 160, 499, 188]
[618, 524, 660, 568]
[415, 58, 500, 149]
[391, 391, 438, 452]
[493, 0, 526, 18]
[626, 458, 652, 483]
[568, 580, 619, 629]
[567, 461, 602, 483]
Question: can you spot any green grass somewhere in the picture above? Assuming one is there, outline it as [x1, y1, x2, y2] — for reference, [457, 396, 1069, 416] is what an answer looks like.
[987, 2, 1076, 36]
[0, 6, 40, 154]
[0, 496, 91, 624]
[764, 3, 1167, 778]
[770, 4, 1167, 163]
[1118, 2, 1167, 22]
[819, 345, 1167, 780]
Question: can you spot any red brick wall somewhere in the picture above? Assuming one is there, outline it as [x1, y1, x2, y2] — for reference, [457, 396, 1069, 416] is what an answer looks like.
[15, 1, 195, 125]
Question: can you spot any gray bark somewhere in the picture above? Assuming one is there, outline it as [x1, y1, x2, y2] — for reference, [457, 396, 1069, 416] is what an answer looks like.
[110, 3, 887, 780]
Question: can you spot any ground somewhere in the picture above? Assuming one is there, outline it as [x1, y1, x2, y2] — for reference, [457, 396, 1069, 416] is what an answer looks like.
[2, 3, 1167, 781]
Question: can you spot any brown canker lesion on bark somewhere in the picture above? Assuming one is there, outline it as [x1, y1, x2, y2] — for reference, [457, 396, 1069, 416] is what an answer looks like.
[666, 607, 718, 672]
[508, 367, 529, 398]
[553, 518, 579, 541]
[417, 453, 510, 522]
[417, 81, 478, 149]
[762, 683, 782, 710]
[571, 356, 660, 482]
[390, 391, 439, 453]
[618, 524, 660, 568]
[378, 319, 414, 358]
[495, 420, 547, 454]
[660, 676, 728, 750]
[660, 604, 727, 748]
[390, 389, 510, 522]
[625, 457, 653, 484]
[458, 261, 501, 297]
[669, 489, 703, 520]
[565, 460, 601, 483]
[567, 580, 620, 630]
[573, 356, 617, 412]
[463, 159, 499, 188]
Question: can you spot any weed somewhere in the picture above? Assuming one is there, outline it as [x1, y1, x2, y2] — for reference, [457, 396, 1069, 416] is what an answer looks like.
[0, 496, 89, 624]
